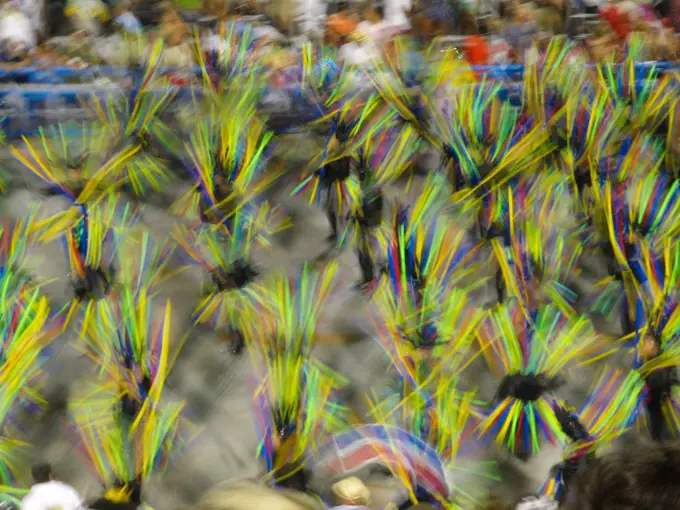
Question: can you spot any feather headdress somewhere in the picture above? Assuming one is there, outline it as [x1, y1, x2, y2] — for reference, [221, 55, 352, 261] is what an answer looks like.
[88, 39, 176, 196]
[173, 211, 289, 331]
[172, 108, 281, 226]
[442, 81, 552, 201]
[477, 301, 613, 456]
[116, 228, 178, 297]
[0, 290, 58, 489]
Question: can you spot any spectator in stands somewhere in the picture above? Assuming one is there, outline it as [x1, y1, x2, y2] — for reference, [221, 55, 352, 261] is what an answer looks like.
[326, 1, 359, 46]
[113, 0, 142, 32]
[463, 33, 490, 65]
[156, 2, 193, 65]
[64, 0, 110, 35]
[562, 441, 680, 509]
[0, 0, 35, 63]
[356, 3, 397, 47]
[330, 476, 371, 510]
[20, 462, 84, 510]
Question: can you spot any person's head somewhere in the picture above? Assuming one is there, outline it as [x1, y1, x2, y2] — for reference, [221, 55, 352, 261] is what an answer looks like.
[331, 476, 371, 507]
[364, 3, 384, 21]
[114, 0, 131, 16]
[336, 1, 351, 13]
[31, 463, 53, 484]
[563, 441, 680, 510]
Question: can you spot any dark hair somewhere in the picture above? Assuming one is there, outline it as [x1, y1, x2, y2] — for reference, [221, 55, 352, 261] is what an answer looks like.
[31, 463, 52, 484]
[563, 442, 680, 510]
[372, 3, 385, 18]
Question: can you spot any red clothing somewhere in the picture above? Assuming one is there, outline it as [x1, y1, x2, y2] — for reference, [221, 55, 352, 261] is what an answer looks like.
[600, 5, 631, 39]
[464, 35, 489, 65]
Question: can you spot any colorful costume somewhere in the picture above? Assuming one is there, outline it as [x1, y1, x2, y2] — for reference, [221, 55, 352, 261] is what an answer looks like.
[251, 262, 348, 488]
[477, 301, 611, 459]
[173, 204, 290, 354]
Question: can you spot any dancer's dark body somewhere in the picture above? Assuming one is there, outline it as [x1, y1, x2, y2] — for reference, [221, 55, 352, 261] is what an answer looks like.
[355, 189, 383, 288]
[496, 373, 564, 460]
[119, 357, 152, 422]
[320, 155, 351, 242]
[89, 479, 143, 510]
[206, 261, 258, 356]
[271, 409, 309, 492]
[645, 364, 678, 441]
[551, 405, 595, 503]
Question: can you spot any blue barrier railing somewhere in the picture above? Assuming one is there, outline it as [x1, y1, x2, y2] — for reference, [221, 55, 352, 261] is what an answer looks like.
[0, 61, 676, 84]
[0, 61, 676, 138]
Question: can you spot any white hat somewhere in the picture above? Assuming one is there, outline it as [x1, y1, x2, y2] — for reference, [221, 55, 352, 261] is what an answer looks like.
[331, 476, 371, 506]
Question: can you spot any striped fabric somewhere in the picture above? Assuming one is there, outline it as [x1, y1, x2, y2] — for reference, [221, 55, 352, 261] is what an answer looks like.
[315, 424, 449, 498]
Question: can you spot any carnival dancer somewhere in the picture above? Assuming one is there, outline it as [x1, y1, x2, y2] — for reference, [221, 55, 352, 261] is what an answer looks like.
[293, 92, 382, 244]
[11, 137, 139, 324]
[541, 367, 645, 504]
[493, 174, 584, 317]
[477, 300, 612, 460]
[172, 204, 290, 355]
[70, 298, 192, 510]
[172, 101, 281, 230]
[619, 239, 680, 441]
[77, 291, 185, 428]
[0, 289, 60, 506]
[430, 79, 551, 199]
[595, 34, 678, 154]
[89, 38, 177, 198]
[342, 125, 421, 289]
[251, 262, 348, 490]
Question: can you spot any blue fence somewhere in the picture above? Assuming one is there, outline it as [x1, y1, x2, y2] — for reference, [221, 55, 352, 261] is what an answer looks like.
[0, 61, 676, 83]
[0, 61, 677, 138]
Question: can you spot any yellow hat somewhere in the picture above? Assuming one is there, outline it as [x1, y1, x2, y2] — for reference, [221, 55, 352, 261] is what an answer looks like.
[331, 476, 371, 506]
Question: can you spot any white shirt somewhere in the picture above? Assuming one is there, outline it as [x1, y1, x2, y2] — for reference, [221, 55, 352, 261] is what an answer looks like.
[0, 6, 36, 50]
[330, 506, 371, 510]
[356, 20, 396, 45]
[21, 480, 84, 510]
[338, 42, 372, 66]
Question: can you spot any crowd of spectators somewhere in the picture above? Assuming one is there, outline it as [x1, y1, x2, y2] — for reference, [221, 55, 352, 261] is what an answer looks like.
[0, 0, 676, 73]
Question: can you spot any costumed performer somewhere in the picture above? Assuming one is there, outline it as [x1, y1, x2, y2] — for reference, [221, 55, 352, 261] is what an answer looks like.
[493, 174, 583, 317]
[172, 98, 281, 230]
[11, 138, 140, 330]
[341, 124, 421, 289]
[588, 137, 666, 334]
[172, 203, 290, 355]
[292, 91, 382, 244]
[78, 291, 186, 429]
[70, 299, 192, 509]
[251, 262, 349, 491]
[0, 288, 60, 506]
[477, 300, 613, 460]
[430, 79, 551, 199]
[89, 38, 177, 198]
[621, 239, 680, 441]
